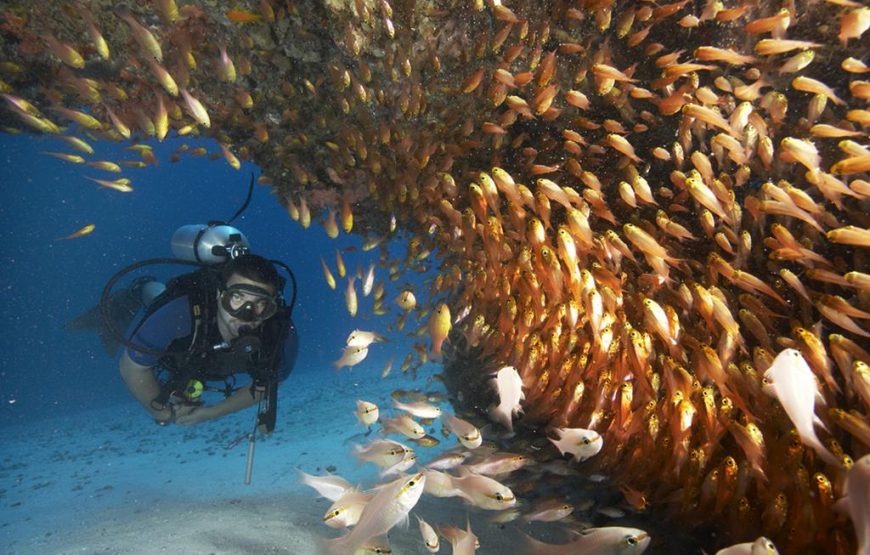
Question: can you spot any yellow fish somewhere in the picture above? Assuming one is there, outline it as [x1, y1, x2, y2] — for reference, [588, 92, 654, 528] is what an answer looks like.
[345, 277, 358, 317]
[320, 257, 336, 289]
[428, 303, 451, 359]
[59, 224, 95, 241]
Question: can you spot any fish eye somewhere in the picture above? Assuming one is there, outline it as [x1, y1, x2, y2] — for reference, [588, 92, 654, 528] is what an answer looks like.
[626, 535, 638, 545]
[582, 437, 591, 445]
[495, 492, 503, 501]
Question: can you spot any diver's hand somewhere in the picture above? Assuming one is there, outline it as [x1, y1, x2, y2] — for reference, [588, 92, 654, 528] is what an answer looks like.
[152, 406, 174, 425]
[174, 405, 215, 425]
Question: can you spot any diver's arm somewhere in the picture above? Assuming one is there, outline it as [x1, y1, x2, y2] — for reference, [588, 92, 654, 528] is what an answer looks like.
[175, 386, 264, 424]
[119, 350, 173, 422]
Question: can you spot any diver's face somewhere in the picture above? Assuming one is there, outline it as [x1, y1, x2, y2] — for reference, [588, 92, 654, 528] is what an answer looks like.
[216, 274, 277, 340]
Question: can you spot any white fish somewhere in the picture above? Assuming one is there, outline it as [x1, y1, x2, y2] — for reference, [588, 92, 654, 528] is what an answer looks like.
[549, 427, 604, 462]
[297, 469, 353, 502]
[763, 349, 839, 465]
[346, 329, 386, 348]
[394, 399, 442, 419]
[380, 451, 417, 478]
[522, 498, 574, 522]
[715, 536, 779, 555]
[395, 290, 417, 310]
[355, 400, 379, 426]
[487, 365, 525, 432]
[323, 489, 374, 529]
[353, 439, 412, 468]
[465, 452, 531, 476]
[841, 454, 870, 555]
[334, 345, 369, 370]
[362, 262, 376, 296]
[449, 468, 517, 510]
[425, 451, 469, 471]
[445, 414, 483, 448]
[416, 515, 440, 552]
[324, 472, 426, 555]
[382, 414, 426, 439]
[522, 526, 651, 555]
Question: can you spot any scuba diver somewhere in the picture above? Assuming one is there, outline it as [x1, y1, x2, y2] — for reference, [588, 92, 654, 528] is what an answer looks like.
[68, 177, 298, 434]
[120, 250, 298, 428]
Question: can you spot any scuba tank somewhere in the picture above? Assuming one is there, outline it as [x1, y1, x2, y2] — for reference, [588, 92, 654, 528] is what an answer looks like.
[171, 223, 250, 264]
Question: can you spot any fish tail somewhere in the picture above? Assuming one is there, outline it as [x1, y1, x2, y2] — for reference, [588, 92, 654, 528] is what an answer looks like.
[488, 403, 513, 432]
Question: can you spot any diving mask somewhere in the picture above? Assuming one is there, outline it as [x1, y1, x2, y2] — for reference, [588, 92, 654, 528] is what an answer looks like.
[219, 284, 278, 322]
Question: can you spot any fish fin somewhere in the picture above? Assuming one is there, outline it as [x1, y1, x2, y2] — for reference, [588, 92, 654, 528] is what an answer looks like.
[813, 413, 830, 432]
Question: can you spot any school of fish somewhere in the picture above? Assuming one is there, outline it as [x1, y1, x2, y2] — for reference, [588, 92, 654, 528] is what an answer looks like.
[0, 0, 868, 553]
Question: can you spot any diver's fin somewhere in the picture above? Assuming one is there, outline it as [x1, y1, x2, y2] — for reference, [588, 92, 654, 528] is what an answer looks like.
[65, 280, 150, 357]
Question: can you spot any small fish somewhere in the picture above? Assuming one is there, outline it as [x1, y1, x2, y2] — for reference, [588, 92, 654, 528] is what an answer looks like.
[380, 450, 417, 477]
[416, 515, 439, 552]
[522, 498, 574, 522]
[549, 427, 603, 462]
[355, 400, 379, 426]
[334, 345, 368, 370]
[353, 439, 412, 468]
[487, 365, 524, 432]
[605, 133, 642, 162]
[522, 526, 650, 555]
[450, 468, 516, 510]
[118, 10, 163, 62]
[346, 330, 386, 348]
[324, 472, 425, 555]
[42, 33, 84, 68]
[362, 263, 375, 296]
[445, 414, 482, 448]
[323, 489, 374, 529]
[428, 303, 451, 358]
[412, 435, 440, 447]
[715, 536, 779, 555]
[320, 257, 336, 289]
[381, 414, 425, 439]
[466, 452, 531, 476]
[335, 249, 347, 277]
[297, 469, 353, 501]
[87, 160, 122, 173]
[395, 290, 416, 310]
[763, 349, 839, 465]
[86, 176, 133, 192]
[296, 196, 310, 228]
[59, 224, 95, 240]
[345, 277, 358, 317]
[426, 451, 469, 471]
[180, 88, 211, 128]
[41, 151, 84, 164]
[394, 399, 442, 419]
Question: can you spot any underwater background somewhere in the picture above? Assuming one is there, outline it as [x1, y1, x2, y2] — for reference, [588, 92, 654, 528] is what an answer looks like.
[1, 1, 868, 554]
[0, 95, 703, 555]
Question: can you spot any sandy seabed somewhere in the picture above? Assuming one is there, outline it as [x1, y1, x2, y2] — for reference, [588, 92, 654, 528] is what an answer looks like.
[0, 367, 532, 555]
[2, 358, 723, 555]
